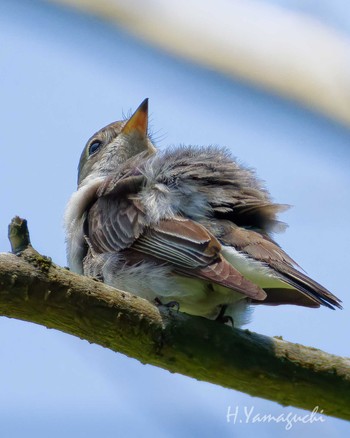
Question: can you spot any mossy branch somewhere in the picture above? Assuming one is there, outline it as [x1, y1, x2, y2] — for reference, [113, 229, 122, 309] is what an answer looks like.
[1, 217, 349, 421]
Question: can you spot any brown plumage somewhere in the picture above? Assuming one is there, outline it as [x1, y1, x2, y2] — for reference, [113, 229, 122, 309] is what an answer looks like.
[65, 99, 342, 327]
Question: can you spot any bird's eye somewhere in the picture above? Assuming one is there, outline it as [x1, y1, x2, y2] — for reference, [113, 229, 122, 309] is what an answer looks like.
[89, 140, 102, 156]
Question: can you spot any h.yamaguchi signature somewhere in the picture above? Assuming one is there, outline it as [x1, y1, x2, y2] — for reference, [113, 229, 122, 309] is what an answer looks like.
[226, 405, 326, 430]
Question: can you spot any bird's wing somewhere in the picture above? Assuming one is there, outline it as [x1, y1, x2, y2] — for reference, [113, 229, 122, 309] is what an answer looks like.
[217, 222, 342, 309]
[86, 175, 147, 252]
[133, 217, 266, 300]
[86, 177, 266, 300]
[212, 201, 289, 234]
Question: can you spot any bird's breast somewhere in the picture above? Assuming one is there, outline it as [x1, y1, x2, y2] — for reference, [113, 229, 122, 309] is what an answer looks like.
[64, 176, 105, 273]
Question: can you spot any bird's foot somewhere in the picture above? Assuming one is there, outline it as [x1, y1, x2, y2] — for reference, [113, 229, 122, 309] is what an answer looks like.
[216, 306, 234, 327]
[154, 297, 180, 312]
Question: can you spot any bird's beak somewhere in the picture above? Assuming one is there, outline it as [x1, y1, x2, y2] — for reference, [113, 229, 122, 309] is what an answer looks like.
[122, 98, 148, 138]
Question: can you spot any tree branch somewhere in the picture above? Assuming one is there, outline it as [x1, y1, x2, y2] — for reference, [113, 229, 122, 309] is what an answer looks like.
[0, 218, 349, 421]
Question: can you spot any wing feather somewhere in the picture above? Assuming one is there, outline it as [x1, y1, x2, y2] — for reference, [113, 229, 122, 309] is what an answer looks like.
[87, 184, 266, 300]
[133, 218, 266, 300]
[215, 221, 342, 309]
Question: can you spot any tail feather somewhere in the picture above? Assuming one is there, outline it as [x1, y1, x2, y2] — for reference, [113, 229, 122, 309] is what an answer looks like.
[276, 267, 342, 310]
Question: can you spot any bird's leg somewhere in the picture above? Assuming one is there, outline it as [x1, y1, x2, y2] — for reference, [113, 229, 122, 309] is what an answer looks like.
[216, 305, 234, 327]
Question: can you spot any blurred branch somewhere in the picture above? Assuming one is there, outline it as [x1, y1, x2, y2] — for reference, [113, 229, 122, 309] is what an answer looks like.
[1, 217, 349, 421]
[49, 0, 350, 126]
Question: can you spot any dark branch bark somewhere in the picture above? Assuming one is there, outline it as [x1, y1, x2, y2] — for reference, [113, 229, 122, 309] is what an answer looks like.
[0, 218, 349, 421]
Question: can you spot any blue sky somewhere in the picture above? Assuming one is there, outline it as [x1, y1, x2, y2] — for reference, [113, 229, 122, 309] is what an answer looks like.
[1, 0, 349, 436]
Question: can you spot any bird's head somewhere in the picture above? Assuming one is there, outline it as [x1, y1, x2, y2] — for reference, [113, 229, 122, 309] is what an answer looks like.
[77, 98, 156, 186]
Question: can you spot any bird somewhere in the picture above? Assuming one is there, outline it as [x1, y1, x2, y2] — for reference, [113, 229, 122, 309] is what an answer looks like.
[65, 98, 342, 327]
